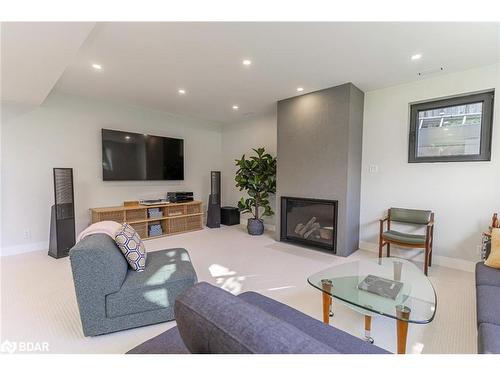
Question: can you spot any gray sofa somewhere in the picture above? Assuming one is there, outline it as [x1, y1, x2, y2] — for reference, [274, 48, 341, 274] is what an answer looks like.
[69, 234, 197, 336]
[128, 282, 389, 354]
[475, 261, 500, 354]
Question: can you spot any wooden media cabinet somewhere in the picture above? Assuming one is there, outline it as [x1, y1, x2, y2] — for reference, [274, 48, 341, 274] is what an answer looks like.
[90, 200, 203, 240]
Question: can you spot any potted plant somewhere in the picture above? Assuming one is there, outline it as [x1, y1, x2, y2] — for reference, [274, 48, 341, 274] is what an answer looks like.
[235, 147, 277, 235]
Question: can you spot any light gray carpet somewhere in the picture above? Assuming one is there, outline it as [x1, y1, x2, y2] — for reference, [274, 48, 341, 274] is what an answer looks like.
[0, 225, 477, 353]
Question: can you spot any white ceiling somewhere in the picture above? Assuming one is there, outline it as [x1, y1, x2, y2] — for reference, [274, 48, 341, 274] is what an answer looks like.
[1, 22, 95, 109]
[6, 22, 500, 124]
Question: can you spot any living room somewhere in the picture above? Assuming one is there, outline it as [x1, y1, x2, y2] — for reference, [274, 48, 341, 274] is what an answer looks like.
[1, 1, 500, 373]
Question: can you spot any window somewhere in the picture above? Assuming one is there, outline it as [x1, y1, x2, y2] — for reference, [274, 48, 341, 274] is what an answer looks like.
[408, 90, 494, 163]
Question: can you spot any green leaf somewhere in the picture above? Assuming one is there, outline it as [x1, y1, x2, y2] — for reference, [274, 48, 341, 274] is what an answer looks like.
[234, 147, 277, 220]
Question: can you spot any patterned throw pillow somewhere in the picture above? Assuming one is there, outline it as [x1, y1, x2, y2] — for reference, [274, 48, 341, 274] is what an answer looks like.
[115, 223, 147, 271]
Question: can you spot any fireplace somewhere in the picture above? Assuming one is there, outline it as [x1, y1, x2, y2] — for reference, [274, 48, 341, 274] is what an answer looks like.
[280, 197, 338, 253]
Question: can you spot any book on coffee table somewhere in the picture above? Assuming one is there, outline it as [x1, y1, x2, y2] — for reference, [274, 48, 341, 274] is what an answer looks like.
[358, 274, 403, 300]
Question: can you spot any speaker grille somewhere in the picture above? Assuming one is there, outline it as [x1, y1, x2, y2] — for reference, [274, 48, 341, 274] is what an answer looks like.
[54, 168, 74, 220]
[210, 171, 221, 204]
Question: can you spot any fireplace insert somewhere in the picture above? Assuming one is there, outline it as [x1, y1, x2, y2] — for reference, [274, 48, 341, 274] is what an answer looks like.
[280, 197, 337, 253]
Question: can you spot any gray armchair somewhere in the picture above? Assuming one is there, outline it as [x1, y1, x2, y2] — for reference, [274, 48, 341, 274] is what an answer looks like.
[69, 234, 197, 336]
[379, 207, 434, 275]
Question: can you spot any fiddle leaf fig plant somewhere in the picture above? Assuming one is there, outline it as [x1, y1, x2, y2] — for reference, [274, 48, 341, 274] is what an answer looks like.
[235, 147, 277, 221]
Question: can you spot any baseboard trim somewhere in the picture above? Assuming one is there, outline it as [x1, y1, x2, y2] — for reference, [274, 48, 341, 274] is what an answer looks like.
[264, 223, 276, 232]
[238, 222, 276, 232]
[358, 241, 475, 273]
[1, 241, 47, 257]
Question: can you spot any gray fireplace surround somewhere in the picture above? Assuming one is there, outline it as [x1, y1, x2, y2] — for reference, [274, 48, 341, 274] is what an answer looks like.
[276, 83, 364, 257]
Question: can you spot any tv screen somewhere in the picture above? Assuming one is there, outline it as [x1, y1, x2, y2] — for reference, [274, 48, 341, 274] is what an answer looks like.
[102, 129, 184, 181]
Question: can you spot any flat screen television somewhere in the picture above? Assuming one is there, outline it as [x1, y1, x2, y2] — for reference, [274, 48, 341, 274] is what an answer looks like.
[102, 129, 184, 181]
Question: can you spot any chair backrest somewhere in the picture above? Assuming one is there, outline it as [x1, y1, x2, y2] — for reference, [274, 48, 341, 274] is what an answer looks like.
[389, 207, 432, 225]
[69, 234, 128, 335]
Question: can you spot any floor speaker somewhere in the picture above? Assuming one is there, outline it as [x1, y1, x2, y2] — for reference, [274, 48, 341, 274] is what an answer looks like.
[207, 171, 221, 228]
[49, 168, 76, 258]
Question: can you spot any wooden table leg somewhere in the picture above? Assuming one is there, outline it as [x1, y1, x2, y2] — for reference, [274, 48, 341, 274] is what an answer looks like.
[396, 305, 411, 354]
[321, 279, 333, 324]
[364, 315, 374, 343]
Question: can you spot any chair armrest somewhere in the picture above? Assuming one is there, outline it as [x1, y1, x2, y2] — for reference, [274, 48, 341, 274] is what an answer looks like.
[379, 217, 389, 237]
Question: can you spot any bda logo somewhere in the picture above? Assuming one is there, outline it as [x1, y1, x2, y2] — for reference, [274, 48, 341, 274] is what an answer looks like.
[0, 340, 17, 354]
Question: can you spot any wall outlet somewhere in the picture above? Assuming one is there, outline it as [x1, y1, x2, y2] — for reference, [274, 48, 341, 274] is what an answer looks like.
[368, 164, 379, 173]
[23, 228, 31, 240]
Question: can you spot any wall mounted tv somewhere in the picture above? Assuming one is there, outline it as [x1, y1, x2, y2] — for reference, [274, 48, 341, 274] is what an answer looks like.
[102, 129, 184, 181]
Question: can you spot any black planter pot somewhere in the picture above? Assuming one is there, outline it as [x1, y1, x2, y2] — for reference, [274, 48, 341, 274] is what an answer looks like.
[247, 218, 264, 235]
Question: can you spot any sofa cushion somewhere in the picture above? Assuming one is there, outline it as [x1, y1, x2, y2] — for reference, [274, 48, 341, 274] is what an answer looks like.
[478, 323, 500, 354]
[476, 285, 500, 325]
[475, 262, 500, 287]
[175, 282, 339, 354]
[106, 248, 197, 319]
[239, 291, 389, 354]
[115, 223, 147, 271]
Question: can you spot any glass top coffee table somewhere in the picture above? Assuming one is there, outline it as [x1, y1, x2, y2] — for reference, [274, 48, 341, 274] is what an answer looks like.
[307, 257, 436, 354]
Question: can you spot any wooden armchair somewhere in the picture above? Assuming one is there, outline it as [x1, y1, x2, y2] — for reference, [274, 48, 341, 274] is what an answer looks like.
[379, 207, 434, 276]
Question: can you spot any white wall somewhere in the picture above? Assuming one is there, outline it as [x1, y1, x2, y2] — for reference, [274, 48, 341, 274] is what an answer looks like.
[360, 64, 500, 264]
[221, 110, 277, 225]
[1, 93, 222, 255]
[3, 64, 498, 264]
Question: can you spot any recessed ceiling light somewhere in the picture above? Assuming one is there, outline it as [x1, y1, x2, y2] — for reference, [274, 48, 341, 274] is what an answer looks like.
[411, 54, 422, 61]
[232, 105, 239, 110]
[92, 63, 102, 70]
[242, 59, 252, 66]
[125, 136, 131, 140]
[297, 87, 304, 92]
[178, 89, 186, 95]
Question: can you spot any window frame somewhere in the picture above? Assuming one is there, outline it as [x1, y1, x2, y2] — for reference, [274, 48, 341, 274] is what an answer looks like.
[408, 90, 495, 163]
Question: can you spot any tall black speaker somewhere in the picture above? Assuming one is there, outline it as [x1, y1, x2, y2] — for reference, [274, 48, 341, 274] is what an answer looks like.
[206, 171, 221, 228]
[48, 168, 76, 258]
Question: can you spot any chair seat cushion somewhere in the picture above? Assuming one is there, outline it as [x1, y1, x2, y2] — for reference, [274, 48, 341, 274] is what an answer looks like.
[476, 262, 500, 287]
[106, 248, 197, 318]
[476, 285, 500, 325]
[382, 230, 426, 245]
[478, 323, 500, 354]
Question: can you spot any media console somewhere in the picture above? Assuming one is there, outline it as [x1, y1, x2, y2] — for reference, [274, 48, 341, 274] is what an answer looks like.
[90, 201, 203, 240]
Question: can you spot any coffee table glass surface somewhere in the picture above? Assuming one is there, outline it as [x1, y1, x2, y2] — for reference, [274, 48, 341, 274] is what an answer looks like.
[307, 257, 436, 324]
